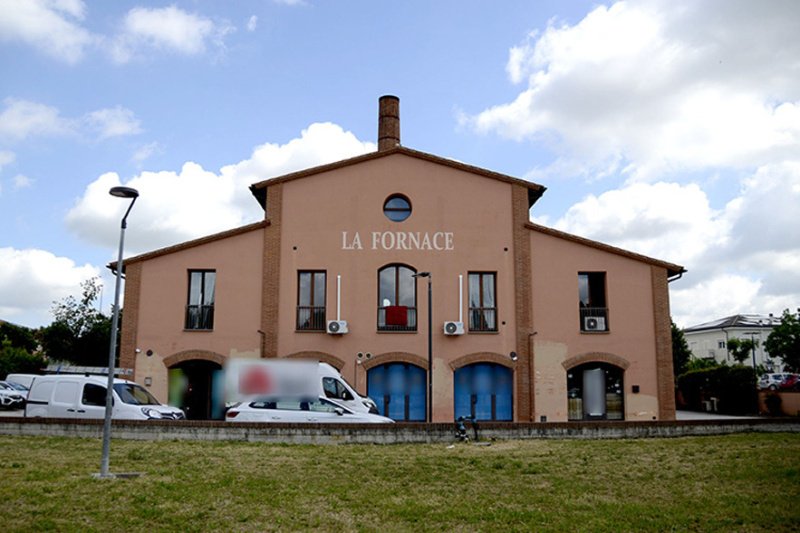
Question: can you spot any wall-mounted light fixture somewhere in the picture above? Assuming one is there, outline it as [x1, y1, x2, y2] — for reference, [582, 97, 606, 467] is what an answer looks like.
[510, 351, 518, 362]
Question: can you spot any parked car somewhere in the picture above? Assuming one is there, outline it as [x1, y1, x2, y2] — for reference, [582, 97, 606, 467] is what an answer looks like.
[759, 373, 795, 390]
[0, 380, 30, 398]
[225, 396, 394, 424]
[226, 359, 379, 414]
[25, 374, 185, 420]
[778, 374, 800, 391]
[0, 382, 26, 409]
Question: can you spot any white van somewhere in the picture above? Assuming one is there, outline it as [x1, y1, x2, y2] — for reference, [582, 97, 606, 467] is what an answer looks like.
[6, 373, 40, 389]
[226, 360, 379, 414]
[25, 374, 185, 420]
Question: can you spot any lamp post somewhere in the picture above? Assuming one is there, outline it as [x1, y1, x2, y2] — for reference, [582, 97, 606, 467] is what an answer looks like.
[98, 186, 139, 478]
[413, 272, 432, 422]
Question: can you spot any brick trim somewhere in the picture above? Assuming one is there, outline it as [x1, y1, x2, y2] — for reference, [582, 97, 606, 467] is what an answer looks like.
[652, 265, 677, 420]
[512, 184, 534, 421]
[449, 352, 515, 371]
[119, 262, 142, 381]
[562, 352, 631, 371]
[284, 351, 345, 371]
[361, 351, 427, 371]
[261, 183, 283, 358]
[163, 350, 226, 368]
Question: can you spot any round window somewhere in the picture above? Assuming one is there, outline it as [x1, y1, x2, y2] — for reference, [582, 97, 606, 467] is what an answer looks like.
[383, 194, 412, 222]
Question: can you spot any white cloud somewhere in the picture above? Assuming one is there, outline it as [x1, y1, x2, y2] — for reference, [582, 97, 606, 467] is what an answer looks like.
[0, 98, 141, 142]
[467, 0, 800, 181]
[547, 181, 725, 266]
[273, 0, 307, 6]
[12, 174, 32, 189]
[0, 98, 74, 140]
[470, 0, 800, 328]
[84, 106, 142, 139]
[66, 122, 375, 254]
[247, 15, 258, 32]
[0, 247, 100, 327]
[0, 150, 14, 171]
[110, 5, 232, 63]
[0, 0, 94, 64]
[131, 141, 163, 166]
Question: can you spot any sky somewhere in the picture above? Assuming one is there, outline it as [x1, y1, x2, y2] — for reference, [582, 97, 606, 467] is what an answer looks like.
[0, 0, 798, 330]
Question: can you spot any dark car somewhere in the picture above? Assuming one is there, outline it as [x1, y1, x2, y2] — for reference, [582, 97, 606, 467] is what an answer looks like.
[778, 374, 800, 391]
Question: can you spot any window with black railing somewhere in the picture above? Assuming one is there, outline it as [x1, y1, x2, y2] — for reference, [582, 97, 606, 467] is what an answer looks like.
[185, 270, 215, 330]
[378, 264, 417, 332]
[578, 272, 609, 332]
[297, 271, 326, 331]
[468, 272, 497, 332]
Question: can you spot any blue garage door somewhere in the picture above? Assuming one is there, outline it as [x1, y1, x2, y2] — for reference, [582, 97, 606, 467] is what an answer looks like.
[454, 363, 513, 421]
[367, 363, 426, 421]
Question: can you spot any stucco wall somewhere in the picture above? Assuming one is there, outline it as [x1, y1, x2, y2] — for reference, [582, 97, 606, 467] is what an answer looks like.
[130, 227, 264, 402]
[529, 229, 662, 422]
[274, 153, 521, 422]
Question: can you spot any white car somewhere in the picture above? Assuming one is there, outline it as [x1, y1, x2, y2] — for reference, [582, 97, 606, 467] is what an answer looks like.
[0, 382, 26, 409]
[759, 373, 795, 390]
[225, 396, 394, 424]
[0, 380, 30, 399]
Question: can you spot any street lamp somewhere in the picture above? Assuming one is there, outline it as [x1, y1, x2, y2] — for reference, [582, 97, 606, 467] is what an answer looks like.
[98, 186, 139, 478]
[413, 272, 432, 422]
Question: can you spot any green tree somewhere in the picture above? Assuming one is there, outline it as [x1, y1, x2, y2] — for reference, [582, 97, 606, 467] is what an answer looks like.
[0, 320, 37, 352]
[0, 338, 46, 378]
[39, 278, 112, 366]
[672, 321, 691, 377]
[765, 309, 800, 372]
[726, 337, 759, 365]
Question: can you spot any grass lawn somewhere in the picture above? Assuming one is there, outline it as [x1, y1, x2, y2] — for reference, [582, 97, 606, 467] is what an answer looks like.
[1, 432, 798, 532]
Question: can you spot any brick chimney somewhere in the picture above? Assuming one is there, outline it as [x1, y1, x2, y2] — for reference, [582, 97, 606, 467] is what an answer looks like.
[378, 95, 400, 151]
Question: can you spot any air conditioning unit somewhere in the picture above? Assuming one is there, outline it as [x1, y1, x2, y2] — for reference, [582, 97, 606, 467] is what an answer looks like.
[584, 316, 606, 331]
[443, 321, 464, 336]
[326, 320, 348, 335]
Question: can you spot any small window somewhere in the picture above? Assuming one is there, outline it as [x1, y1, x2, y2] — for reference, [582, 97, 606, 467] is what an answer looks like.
[718, 341, 726, 349]
[383, 194, 412, 222]
[297, 271, 326, 331]
[82, 384, 106, 407]
[468, 272, 497, 332]
[323, 377, 354, 401]
[186, 270, 215, 330]
[578, 272, 608, 332]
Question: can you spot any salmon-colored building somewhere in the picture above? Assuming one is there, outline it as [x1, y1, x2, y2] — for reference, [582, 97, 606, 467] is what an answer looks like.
[116, 96, 685, 422]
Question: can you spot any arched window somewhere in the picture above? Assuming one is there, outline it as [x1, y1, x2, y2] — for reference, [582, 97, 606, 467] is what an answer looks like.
[377, 264, 417, 331]
[567, 362, 624, 421]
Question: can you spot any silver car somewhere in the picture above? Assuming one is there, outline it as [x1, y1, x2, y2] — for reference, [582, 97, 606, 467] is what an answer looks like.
[225, 396, 394, 424]
[0, 382, 25, 409]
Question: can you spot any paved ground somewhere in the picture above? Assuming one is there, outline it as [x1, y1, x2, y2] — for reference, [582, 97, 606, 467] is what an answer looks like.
[2, 408, 762, 420]
[675, 410, 761, 420]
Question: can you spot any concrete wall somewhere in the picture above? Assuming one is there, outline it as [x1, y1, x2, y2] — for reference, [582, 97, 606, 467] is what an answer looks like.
[1, 417, 797, 445]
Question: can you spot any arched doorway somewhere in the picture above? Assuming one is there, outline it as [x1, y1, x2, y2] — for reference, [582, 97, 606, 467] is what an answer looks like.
[367, 362, 426, 421]
[168, 359, 224, 420]
[566, 362, 624, 421]
[454, 363, 513, 421]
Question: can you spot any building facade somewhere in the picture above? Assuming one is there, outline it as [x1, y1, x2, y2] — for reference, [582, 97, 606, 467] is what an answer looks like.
[683, 314, 782, 370]
[116, 96, 684, 422]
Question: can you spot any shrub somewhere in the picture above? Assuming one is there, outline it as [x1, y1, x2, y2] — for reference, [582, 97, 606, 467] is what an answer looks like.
[677, 365, 757, 415]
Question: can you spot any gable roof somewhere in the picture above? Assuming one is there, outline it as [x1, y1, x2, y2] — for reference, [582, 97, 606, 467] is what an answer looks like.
[249, 146, 546, 210]
[108, 220, 268, 273]
[526, 222, 686, 278]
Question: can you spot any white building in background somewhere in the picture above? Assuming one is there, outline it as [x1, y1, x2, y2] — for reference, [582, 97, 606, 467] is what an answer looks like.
[683, 314, 782, 370]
